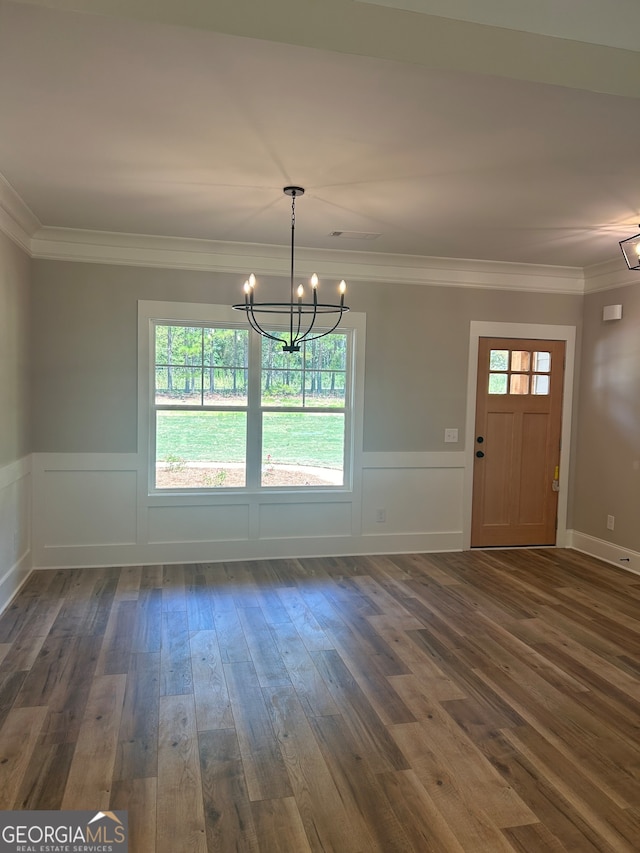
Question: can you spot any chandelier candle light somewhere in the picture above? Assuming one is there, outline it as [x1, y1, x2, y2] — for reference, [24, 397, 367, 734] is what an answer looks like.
[233, 186, 349, 352]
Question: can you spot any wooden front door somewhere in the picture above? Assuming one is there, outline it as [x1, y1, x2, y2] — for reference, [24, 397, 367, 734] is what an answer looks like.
[471, 337, 565, 547]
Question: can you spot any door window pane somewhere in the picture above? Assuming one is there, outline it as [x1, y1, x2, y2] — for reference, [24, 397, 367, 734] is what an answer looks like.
[533, 351, 551, 372]
[511, 351, 531, 372]
[510, 374, 530, 395]
[488, 373, 508, 394]
[489, 350, 509, 371]
[532, 374, 550, 395]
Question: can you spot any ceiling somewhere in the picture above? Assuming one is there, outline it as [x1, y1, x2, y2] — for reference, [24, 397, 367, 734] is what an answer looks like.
[1, 0, 640, 269]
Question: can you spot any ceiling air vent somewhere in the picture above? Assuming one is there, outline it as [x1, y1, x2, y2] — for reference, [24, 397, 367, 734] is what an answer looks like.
[329, 230, 381, 240]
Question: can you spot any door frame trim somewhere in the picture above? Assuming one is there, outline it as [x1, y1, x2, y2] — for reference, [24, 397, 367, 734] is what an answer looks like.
[463, 322, 577, 550]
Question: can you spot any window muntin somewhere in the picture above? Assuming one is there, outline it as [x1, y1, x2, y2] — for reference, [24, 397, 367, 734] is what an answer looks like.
[488, 348, 552, 396]
[155, 325, 249, 406]
[152, 322, 350, 491]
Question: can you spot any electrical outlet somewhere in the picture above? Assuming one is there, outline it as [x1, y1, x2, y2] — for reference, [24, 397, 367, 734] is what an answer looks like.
[376, 508, 386, 523]
[607, 515, 615, 530]
[444, 428, 458, 443]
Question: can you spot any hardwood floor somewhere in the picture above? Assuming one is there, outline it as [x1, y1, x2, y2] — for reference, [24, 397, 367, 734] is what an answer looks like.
[0, 549, 639, 851]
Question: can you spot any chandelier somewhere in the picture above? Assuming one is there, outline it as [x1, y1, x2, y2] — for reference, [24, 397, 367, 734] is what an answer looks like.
[233, 186, 349, 352]
[620, 225, 640, 270]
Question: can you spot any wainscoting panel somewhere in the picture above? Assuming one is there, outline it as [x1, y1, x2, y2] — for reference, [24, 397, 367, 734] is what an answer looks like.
[31, 451, 467, 568]
[0, 456, 31, 613]
[361, 464, 464, 535]
[148, 503, 250, 544]
[40, 469, 137, 547]
[259, 500, 353, 540]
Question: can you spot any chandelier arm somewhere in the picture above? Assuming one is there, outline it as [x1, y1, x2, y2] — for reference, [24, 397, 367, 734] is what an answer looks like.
[294, 291, 319, 346]
[245, 307, 286, 346]
[297, 307, 347, 344]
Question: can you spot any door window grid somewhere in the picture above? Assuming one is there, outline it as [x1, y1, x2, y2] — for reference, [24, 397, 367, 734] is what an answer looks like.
[488, 349, 551, 396]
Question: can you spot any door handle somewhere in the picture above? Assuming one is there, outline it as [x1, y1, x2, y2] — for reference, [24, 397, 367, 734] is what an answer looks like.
[476, 450, 485, 458]
[476, 436, 484, 443]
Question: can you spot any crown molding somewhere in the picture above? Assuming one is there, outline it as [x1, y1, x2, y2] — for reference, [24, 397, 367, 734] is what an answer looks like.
[29, 225, 585, 294]
[0, 174, 40, 253]
[0, 172, 585, 294]
[583, 255, 640, 293]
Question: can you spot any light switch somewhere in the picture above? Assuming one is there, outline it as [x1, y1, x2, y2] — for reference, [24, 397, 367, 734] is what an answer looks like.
[444, 428, 458, 443]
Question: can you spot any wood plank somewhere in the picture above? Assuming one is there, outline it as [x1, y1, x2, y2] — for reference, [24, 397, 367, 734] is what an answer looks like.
[16, 634, 103, 746]
[367, 616, 467, 701]
[113, 652, 160, 781]
[251, 797, 313, 853]
[190, 630, 234, 730]
[390, 722, 522, 853]
[113, 565, 142, 601]
[160, 610, 193, 696]
[269, 620, 339, 717]
[0, 705, 48, 808]
[162, 563, 187, 612]
[97, 599, 137, 676]
[132, 588, 162, 653]
[184, 564, 215, 631]
[276, 586, 335, 652]
[309, 712, 415, 852]
[502, 726, 640, 852]
[156, 694, 207, 853]
[0, 670, 27, 730]
[224, 660, 293, 801]
[198, 728, 259, 852]
[376, 769, 467, 853]
[310, 649, 410, 774]
[477, 729, 614, 853]
[61, 673, 127, 809]
[214, 608, 251, 664]
[264, 684, 372, 853]
[13, 741, 76, 809]
[111, 777, 157, 853]
[237, 606, 292, 688]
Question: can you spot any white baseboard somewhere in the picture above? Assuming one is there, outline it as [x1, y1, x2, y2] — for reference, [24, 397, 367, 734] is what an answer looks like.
[0, 454, 32, 614]
[34, 530, 464, 571]
[567, 529, 640, 576]
[0, 548, 31, 614]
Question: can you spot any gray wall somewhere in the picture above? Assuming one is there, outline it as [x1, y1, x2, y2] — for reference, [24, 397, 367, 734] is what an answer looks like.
[573, 282, 640, 551]
[0, 232, 31, 467]
[31, 258, 583, 455]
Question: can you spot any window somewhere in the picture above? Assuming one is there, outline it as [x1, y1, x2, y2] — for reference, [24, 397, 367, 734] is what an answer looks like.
[154, 325, 249, 489]
[488, 348, 551, 396]
[147, 308, 356, 492]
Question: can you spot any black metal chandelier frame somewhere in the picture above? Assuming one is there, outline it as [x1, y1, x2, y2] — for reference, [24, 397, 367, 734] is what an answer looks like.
[233, 186, 349, 352]
[620, 224, 640, 271]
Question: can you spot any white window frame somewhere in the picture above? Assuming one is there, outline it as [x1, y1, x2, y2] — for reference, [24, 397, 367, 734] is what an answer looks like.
[138, 300, 366, 499]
